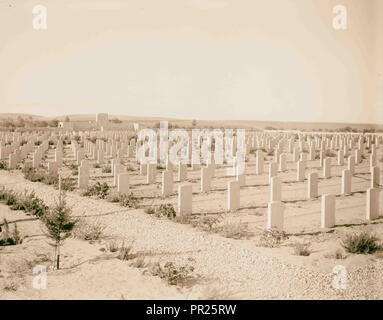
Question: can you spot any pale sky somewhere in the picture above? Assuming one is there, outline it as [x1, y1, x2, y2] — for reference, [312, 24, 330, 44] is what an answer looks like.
[0, 0, 382, 123]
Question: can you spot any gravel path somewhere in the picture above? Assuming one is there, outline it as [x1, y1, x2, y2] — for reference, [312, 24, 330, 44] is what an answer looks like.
[1, 170, 382, 299]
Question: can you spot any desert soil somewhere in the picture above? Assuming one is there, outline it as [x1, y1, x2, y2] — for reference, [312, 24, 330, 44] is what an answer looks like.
[1, 142, 383, 299]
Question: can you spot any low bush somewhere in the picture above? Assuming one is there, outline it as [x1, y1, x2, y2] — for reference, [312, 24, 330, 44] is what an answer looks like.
[23, 167, 48, 183]
[102, 166, 111, 174]
[325, 248, 347, 260]
[0, 188, 48, 217]
[293, 242, 311, 256]
[147, 204, 176, 219]
[83, 182, 109, 199]
[16, 190, 48, 217]
[258, 229, 288, 248]
[0, 161, 7, 170]
[0, 219, 23, 246]
[325, 150, 336, 157]
[22, 167, 75, 191]
[129, 256, 147, 269]
[147, 261, 196, 286]
[213, 222, 252, 240]
[191, 215, 221, 232]
[72, 219, 105, 241]
[58, 177, 76, 191]
[23, 167, 58, 185]
[145, 207, 155, 215]
[118, 240, 135, 260]
[118, 193, 140, 208]
[106, 240, 119, 252]
[341, 232, 382, 254]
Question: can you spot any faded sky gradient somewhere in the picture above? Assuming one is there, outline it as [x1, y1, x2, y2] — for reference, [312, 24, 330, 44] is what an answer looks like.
[0, 0, 382, 123]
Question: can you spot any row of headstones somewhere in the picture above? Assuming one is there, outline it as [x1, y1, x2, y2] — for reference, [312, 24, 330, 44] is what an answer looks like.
[269, 165, 380, 202]
[21, 130, 378, 189]
[257, 132, 381, 154]
[267, 167, 381, 231]
[0, 134, 37, 160]
[173, 180, 242, 215]
[4, 133, 49, 169]
[267, 187, 381, 231]
[77, 157, 381, 227]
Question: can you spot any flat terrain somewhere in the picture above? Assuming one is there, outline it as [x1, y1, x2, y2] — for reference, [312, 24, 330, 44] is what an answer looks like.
[1, 138, 383, 299]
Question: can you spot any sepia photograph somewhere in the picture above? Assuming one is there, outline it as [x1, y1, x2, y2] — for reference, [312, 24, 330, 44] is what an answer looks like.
[0, 0, 382, 311]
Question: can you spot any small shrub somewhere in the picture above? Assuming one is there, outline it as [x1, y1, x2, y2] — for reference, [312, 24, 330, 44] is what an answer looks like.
[72, 220, 105, 241]
[146, 204, 176, 218]
[34, 141, 41, 146]
[59, 177, 76, 191]
[4, 190, 18, 207]
[130, 256, 146, 268]
[10, 223, 22, 245]
[22, 167, 61, 188]
[147, 261, 195, 286]
[0, 188, 47, 217]
[93, 163, 101, 169]
[258, 229, 288, 248]
[18, 191, 48, 217]
[3, 278, 19, 291]
[173, 214, 194, 225]
[341, 232, 382, 254]
[145, 207, 155, 215]
[83, 182, 109, 199]
[106, 193, 121, 203]
[118, 240, 135, 260]
[106, 240, 119, 252]
[293, 242, 311, 256]
[102, 166, 111, 174]
[67, 163, 78, 170]
[191, 215, 221, 232]
[119, 193, 140, 208]
[214, 222, 252, 240]
[44, 173, 59, 185]
[0, 219, 23, 246]
[155, 204, 176, 219]
[22, 167, 45, 182]
[0, 161, 7, 170]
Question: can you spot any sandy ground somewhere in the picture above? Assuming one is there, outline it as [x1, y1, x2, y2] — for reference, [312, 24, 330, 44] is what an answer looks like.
[1, 142, 383, 299]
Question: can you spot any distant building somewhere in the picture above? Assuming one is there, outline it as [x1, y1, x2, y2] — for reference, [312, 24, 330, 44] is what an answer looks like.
[96, 113, 109, 128]
[56, 113, 132, 131]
